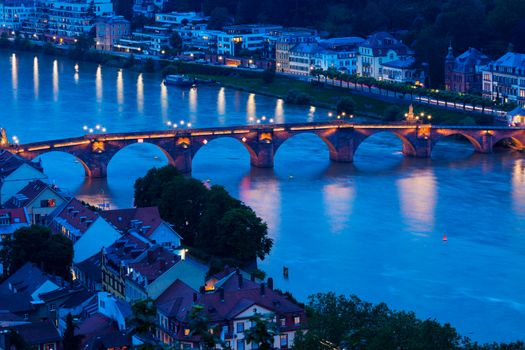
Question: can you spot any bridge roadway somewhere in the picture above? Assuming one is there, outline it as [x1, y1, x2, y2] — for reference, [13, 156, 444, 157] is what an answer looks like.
[2, 121, 525, 178]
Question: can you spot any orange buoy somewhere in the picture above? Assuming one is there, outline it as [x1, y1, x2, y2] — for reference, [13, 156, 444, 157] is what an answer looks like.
[443, 234, 448, 241]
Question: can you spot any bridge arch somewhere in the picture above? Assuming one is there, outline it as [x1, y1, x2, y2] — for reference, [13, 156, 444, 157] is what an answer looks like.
[492, 135, 525, 151]
[36, 150, 92, 177]
[353, 130, 417, 157]
[106, 141, 176, 175]
[431, 131, 483, 155]
[191, 135, 257, 160]
[273, 131, 335, 162]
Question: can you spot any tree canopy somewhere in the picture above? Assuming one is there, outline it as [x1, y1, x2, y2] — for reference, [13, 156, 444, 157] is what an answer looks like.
[0, 225, 73, 279]
[134, 166, 272, 265]
[292, 293, 525, 350]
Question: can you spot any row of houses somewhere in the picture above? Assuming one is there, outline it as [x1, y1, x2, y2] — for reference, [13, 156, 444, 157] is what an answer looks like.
[0, 149, 306, 349]
[445, 46, 525, 107]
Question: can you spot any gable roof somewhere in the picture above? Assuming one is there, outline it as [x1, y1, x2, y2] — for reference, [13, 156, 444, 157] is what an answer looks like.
[360, 31, 413, 56]
[11, 321, 61, 344]
[0, 262, 60, 296]
[3, 180, 65, 209]
[156, 279, 196, 318]
[0, 150, 43, 179]
[0, 208, 30, 234]
[0, 292, 34, 313]
[156, 272, 304, 323]
[491, 52, 525, 69]
[128, 246, 181, 284]
[76, 252, 103, 284]
[99, 207, 164, 237]
[50, 198, 100, 236]
[452, 48, 491, 72]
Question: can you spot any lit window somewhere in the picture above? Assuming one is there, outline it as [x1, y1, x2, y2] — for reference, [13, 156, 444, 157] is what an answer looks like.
[294, 316, 300, 325]
[184, 328, 190, 336]
[280, 318, 286, 326]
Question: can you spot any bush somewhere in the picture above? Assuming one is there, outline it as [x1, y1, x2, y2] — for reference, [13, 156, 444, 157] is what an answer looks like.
[141, 58, 155, 73]
[162, 64, 178, 76]
[262, 68, 275, 84]
[384, 105, 403, 121]
[285, 89, 313, 105]
[336, 97, 356, 115]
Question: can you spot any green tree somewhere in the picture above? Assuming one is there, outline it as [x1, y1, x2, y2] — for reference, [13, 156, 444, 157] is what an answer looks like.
[187, 304, 224, 349]
[0, 225, 73, 279]
[262, 67, 276, 84]
[216, 206, 272, 262]
[207, 7, 232, 29]
[244, 313, 278, 350]
[127, 299, 157, 337]
[63, 313, 84, 350]
[336, 97, 356, 115]
[384, 105, 403, 122]
[197, 185, 241, 251]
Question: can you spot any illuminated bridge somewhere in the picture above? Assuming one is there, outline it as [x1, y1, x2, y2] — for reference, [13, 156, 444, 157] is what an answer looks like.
[1, 121, 524, 178]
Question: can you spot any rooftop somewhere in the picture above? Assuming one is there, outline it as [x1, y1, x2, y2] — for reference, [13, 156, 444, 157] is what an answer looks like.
[10, 321, 61, 345]
[4, 179, 65, 209]
[0, 262, 60, 297]
[51, 198, 99, 236]
[100, 207, 165, 237]
[0, 149, 43, 179]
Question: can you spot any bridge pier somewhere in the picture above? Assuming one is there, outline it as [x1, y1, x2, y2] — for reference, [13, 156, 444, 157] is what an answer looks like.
[329, 128, 355, 163]
[479, 132, 494, 153]
[251, 143, 274, 168]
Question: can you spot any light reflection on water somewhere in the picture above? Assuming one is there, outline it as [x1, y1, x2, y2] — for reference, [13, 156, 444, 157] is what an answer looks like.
[1, 51, 525, 343]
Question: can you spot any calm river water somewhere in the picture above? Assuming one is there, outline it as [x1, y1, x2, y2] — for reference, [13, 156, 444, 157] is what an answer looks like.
[1, 51, 524, 342]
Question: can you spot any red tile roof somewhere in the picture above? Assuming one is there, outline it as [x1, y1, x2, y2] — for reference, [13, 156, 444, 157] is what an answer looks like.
[76, 313, 118, 339]
[156, 279, 196, 318]
[12, 321, 61, 345]
[4, 180, 63, 208]
[156, 273, 304, 323]
[100, 207, 163, 237]
[52, 198, 99, 235]
[0, 208, 30, 235]
[128, 246, 180, 284]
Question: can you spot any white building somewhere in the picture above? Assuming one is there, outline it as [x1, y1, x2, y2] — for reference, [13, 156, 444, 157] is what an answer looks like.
[379, 56, 424, 84]
[0, 0, 35, 31]
[4, 180, 67, 225]
[45, 0, 113, 41]
[49, 198, 121, 264]
[155, 11, 208, 26]
[482, 52, 525, 107]
[216, 24, 282, 56]
[0, 149, 47, 205]
[356, 31, 413, 80]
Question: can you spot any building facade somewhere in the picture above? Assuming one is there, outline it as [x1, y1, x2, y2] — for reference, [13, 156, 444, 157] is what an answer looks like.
[445, 46, 491, 93]
[482, 52, 525, 107]
[356, 31, 413, 80]
[95, 15, 130, 51]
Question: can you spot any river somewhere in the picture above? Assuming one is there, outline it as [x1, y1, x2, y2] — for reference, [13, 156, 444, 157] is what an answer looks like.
[1, 51, 524, 343]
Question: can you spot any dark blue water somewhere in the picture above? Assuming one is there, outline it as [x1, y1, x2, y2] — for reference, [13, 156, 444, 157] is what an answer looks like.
[1, 51, 525, 343]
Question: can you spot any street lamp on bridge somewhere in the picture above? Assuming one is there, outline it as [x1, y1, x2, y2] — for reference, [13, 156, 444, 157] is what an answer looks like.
[83, 124, 107, 133]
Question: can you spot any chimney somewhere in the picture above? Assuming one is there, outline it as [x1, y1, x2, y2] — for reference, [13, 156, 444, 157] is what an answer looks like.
[193, 292, 198, 302]
[219, 287, 224, 302]
[260, 282, 265, 297]
[267, 277, 273, 290]
[237, 274, 243, 289]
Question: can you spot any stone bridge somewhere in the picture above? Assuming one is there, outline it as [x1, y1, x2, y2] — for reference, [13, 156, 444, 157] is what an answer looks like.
[1, 121, 524, 178]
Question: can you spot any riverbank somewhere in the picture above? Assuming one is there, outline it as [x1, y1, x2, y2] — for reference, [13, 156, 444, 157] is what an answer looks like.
[160, 62, 493, 125]
[2, 40, 494, 126]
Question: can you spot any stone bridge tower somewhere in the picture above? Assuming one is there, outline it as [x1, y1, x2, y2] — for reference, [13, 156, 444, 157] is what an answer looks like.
[0, 128, 8, 146]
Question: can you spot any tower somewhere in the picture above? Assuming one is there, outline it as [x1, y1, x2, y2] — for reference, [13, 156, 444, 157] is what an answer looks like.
[0, 128, 8, 146]
[444, 43, 455, 91]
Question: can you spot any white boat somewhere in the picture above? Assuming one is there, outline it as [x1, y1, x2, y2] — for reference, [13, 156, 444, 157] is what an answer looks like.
[164, 74, 195, 87]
